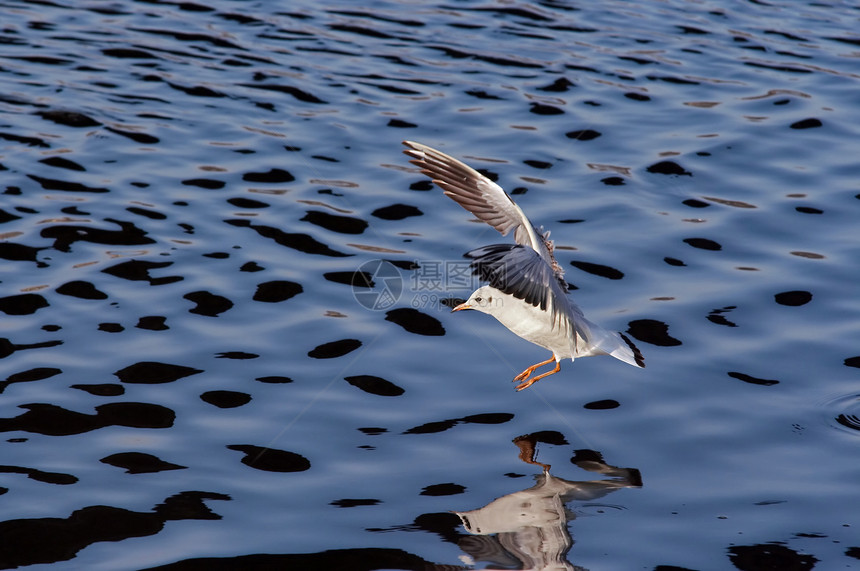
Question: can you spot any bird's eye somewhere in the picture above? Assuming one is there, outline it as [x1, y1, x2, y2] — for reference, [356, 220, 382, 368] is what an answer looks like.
[475, 296, 483, 303]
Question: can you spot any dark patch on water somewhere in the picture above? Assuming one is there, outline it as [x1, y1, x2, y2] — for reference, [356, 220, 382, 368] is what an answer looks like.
[126, 206, 166, 220]
[104, 126, 160, 144]
[56, 280, 108, 300]
[409, 179, 434, 191]
[0, 465, 77, 485]
[403, 412, 514, 435]
[301, 210, 368, 234]
[324, 270, 374, 288]
[136, 316, 169, 330]
[3, 367, 62, 391]
[216, 352, 258, 360]
[371, 203, 423, 220]
[41, 220, 155, 251]
[601, 176, 625, 186]
[462, 412, 514, 424]
[584, 399, 620, 410]
[36, 110, 102, 127]
[0, 338, 63, 359]
[252, 280, 303, 303]
[345, 375, 405, 397]
[538, 77, 575, 92]
[385, 308, 445, 336]
[200, 390, 252, 408]
[308, 339, 362, 359]
[184, 291, 234, 316]
[682, 198, 710, 208]
[102, 260, 183, 285]
[465, 89, 503, 100]
[182, 178, 225, 189]
[570, 260, 624, 280]
[100, 452, 187, 474]
[0, 491, 228, 569]
[774, 290, 812, 306]
[790, 118, 822, 129]
[387, 118, 417, 128]
[728, 372, 780, 386]
[240, 261, 265, 272]
[227, 197, 270, 209]
[227, 445, 310, 473]
[0, 403, 175, 436]
[707, 306, 738, 327]
[647, 161, 691, 176]
[70, 384, 125, 397]
[728, 543, 818, 570]
[524, 159, 552, 169]
[683, 237, 722, 251]
[627, 319, 682, 346]
[39, 156, 86, 172]
[0, 243, 41, 268]
[530, 102, 564, 115]
[331, 498, 381, 508]
[0, 293, 49, 315]
[226, 219, 352, 257]
[566, 129, 601, 141]
[114, 362, 203, 384]
[141, 547, 443, 571]
[255, 376, 294, 384]
[421, 483, 466, 496]
[624, 92, 651, 101]
[27, 174, 108, 193]
[242, 168, 295, 183]
[0, 209, 24, 223]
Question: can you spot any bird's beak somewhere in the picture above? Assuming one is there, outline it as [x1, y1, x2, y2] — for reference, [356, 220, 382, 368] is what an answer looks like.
[451, 302, 472, 312]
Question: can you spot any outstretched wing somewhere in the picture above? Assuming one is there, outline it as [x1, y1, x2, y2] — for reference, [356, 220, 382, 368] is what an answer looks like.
[403, 140, 550, 262]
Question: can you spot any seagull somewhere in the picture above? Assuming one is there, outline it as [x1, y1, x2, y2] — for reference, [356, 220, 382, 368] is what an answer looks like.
[402, 141, 644, 391]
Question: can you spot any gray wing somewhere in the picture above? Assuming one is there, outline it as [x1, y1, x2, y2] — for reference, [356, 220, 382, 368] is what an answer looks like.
[403, 140, 550, 260]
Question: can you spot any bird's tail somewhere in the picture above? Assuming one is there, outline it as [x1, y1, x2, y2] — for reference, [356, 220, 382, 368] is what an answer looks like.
[577, 319, 645, 368]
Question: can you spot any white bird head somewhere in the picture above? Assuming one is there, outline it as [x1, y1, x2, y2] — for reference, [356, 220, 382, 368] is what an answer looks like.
[452, 285, 504, 315]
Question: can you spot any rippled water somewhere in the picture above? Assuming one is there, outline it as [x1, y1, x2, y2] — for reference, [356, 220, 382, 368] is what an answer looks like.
[1, 1, 859, 569]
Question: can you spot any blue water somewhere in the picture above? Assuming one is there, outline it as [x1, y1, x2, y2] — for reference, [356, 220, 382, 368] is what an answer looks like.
[1, 1, 859, 569]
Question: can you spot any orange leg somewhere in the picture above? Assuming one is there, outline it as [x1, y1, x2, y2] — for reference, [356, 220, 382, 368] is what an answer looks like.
[513, 354, 556, 382]
[515, 360, 561, 391]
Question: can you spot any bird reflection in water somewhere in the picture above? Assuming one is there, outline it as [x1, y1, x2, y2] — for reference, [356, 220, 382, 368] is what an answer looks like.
[454, 434, 641, 570]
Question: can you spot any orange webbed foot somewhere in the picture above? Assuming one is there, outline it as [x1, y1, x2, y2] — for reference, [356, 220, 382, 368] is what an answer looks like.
[513, 355, 555, 383]
[515, 360, 561, 391]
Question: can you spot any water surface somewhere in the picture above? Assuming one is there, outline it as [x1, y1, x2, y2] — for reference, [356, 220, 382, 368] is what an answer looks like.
[1, 1, 859, 569]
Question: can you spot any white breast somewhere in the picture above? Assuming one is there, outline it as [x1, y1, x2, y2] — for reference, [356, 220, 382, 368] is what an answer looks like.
[482, 288, 594, 361]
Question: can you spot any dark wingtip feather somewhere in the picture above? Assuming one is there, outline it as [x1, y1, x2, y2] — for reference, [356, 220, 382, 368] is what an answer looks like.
[619, 332, 645, 368]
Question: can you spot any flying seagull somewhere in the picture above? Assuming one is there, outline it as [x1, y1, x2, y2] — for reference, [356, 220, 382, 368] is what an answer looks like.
[402, 141, 644, 391]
